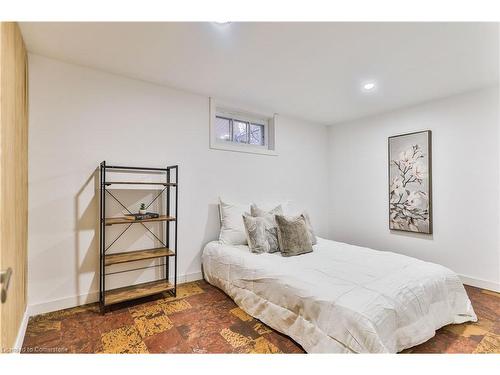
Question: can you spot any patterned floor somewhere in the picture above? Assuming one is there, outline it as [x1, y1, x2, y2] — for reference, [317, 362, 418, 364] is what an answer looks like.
[22, 281, 499, 354]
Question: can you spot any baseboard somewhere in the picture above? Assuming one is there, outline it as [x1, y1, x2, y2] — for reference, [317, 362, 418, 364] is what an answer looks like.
[180, 271, 203, 283]
[460, 274, 500, 293]
[27, 291, 100, 317]
[26, 272, 205, 317]
[13, 308, 30, 352]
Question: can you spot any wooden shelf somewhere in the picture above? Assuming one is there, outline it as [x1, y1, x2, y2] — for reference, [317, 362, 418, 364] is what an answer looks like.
[104, 279, 174, 306]
[105, 181, 177, 186]
[100, 162, 178, 312]
[105, 215, 176, 226]
[105, 247, 174, 266]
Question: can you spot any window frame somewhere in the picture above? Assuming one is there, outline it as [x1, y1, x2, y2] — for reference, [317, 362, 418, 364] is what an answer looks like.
[209, 98, 278, 156]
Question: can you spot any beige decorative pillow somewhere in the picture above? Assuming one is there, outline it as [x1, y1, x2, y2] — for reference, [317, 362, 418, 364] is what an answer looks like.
[242, 215, 270, 253]
[275, 214, 313, 257]
[250, 204, 282, 253]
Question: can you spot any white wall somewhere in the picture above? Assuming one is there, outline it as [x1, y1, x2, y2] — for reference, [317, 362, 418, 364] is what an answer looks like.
[328, 87, 500, 291]
[28, 54, 330, 312]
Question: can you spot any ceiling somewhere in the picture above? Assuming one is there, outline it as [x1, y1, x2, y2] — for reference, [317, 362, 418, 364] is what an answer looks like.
[19, 22, 499, 125]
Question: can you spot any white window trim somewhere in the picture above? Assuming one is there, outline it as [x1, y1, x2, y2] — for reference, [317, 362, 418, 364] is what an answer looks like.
[209, 97, 278, 156]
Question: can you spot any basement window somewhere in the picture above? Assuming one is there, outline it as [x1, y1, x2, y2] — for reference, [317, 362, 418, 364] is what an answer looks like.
[209, 98, 277, 155]
[215, 116, 265, 145]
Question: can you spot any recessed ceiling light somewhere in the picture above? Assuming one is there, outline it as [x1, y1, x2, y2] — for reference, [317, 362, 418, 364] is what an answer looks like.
[362, 82, 376, 92]
[363, 83, 375, 90]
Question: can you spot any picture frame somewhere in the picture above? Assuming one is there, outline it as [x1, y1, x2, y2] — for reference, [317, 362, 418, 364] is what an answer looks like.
[388, 130, 432, 234]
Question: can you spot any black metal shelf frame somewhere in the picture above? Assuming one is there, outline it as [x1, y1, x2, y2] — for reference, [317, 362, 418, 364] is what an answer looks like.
[99, 161, 178, 312]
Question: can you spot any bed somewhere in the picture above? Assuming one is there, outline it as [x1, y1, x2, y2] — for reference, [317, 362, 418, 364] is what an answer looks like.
[202, 237, 477, 353]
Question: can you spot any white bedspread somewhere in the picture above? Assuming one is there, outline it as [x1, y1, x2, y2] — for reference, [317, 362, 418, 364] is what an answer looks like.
[202, 237, 476, 353]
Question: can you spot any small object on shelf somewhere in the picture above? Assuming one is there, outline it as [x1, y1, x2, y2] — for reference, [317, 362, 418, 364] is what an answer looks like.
[124, 212, 160, 221]
[139, 202, 147, 214]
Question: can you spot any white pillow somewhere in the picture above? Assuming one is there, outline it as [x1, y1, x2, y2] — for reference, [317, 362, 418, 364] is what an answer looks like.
[218, 198, 249, 245]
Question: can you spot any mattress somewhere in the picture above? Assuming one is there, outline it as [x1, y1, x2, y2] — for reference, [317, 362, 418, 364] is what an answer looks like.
[201, 237, 477, 353]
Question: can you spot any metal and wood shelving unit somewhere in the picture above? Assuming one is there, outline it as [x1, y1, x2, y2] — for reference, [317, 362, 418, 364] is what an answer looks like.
[99, 161, 178, 312]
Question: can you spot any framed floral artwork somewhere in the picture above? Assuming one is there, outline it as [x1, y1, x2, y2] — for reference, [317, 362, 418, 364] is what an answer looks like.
[388, 130, 432, 234]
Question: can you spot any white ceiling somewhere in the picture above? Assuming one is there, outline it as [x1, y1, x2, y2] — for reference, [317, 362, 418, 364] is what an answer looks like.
[19, 22, 499, 125]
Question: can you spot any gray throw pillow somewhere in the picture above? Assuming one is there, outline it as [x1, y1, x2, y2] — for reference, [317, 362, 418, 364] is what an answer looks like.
[250, 204, 283, 253]
[275, 214, 313, 257]
[242, 215, 270, 253]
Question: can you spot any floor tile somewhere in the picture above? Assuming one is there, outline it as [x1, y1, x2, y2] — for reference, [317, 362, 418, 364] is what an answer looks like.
[473, 333, 500, 354]
[130, 303, 174, 338]
[101, 325, 149, 354]
[158, 299, 192, 315]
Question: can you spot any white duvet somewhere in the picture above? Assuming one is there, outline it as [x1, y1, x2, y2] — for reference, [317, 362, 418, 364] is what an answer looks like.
[202, 237, 476, 353]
